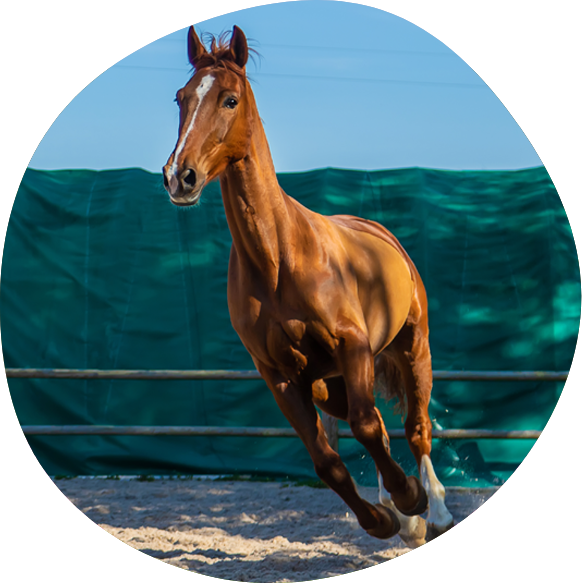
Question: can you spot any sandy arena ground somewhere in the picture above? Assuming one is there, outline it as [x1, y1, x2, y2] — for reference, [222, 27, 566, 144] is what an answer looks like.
[55, 477, 497, 582]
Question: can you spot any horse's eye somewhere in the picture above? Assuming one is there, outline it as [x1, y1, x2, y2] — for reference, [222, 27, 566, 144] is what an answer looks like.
[224, 97, 238, 109]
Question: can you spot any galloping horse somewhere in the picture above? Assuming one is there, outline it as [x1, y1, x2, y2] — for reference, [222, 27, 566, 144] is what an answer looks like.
[163, 26, 453, 546]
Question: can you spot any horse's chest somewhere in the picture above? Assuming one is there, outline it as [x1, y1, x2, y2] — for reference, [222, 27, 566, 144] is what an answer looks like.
[227, 254, 339, 379]
[230, 302, 335, 380]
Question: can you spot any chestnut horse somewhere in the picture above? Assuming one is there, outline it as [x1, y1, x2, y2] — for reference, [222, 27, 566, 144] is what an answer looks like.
[163, 26, 453, 546]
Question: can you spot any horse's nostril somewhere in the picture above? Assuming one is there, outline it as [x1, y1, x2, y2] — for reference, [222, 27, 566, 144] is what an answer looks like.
[182, 169, 197, 187]
[162, 171, 169, 189]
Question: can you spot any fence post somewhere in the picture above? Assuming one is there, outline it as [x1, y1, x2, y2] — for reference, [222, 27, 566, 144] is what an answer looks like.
[321, 412, 339, 452]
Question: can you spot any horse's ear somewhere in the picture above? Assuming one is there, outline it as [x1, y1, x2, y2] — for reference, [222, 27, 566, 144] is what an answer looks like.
[188, 26, 207, 67]
[230, 25, 248, 68]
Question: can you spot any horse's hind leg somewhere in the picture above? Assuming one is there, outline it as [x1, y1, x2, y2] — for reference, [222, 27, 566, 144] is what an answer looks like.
[391, 323, 454, 541]
[336, 327, 428, 520]
[256, 363, 401, 540]
[317, 372, 427, 546]
[373, 408, 428, 548]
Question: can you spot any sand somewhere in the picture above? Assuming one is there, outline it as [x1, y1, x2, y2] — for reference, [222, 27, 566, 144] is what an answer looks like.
[55, 476, 497, 582]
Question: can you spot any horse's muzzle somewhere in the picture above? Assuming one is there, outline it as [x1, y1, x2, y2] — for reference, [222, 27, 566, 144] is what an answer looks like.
[163, 164, 205, 206]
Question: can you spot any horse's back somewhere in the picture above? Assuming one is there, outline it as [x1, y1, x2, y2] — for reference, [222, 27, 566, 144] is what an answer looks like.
[328, 215, 413, 266]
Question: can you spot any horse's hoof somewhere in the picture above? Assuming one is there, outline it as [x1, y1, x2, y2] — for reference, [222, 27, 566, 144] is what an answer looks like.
[398, 515, 427, 549]
[392, 476, 428, 517]
[426, 519, 455, 542]
[365, 504, 401, 540]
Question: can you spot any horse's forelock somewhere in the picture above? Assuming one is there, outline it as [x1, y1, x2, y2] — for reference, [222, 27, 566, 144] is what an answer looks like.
[190, 30, 256, 79]
[201, 30, 232, 53]
[190, 32, 237, 72]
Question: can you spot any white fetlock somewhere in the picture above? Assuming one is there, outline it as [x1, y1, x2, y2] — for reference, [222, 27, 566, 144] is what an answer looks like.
[378, 472, 427, 548]
[420, 455, 454, 538]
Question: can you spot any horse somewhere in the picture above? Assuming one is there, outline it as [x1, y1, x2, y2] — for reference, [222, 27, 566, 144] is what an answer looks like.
[162, 25, 454, 546]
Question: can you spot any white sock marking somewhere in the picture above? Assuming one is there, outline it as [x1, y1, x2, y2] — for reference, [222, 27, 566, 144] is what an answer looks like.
[420, 454, 454, 529]
[377, 472, 426, 547]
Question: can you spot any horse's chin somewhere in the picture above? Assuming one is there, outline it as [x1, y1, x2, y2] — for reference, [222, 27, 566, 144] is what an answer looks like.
[169, 190, 203, 207]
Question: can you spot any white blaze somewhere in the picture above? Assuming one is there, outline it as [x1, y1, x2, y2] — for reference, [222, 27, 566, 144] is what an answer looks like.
[170, 74, 215, 181]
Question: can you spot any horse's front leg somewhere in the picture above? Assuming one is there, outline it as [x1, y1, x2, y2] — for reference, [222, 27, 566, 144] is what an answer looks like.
[256, 363, 401, 539]
[337, 327, 428, 519]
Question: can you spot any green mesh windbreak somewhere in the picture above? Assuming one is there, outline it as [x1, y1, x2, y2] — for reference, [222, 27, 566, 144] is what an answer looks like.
[2, 166, 579, 486]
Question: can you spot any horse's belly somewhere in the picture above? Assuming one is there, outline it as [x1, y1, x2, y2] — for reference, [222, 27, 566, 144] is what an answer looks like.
[365, 275, 412, 354]
[346, 233, 414, 354]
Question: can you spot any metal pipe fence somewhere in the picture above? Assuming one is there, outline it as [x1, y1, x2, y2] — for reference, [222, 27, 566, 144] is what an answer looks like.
[6, 368, 569, 381]
[9, 368, 565, 440]
[20, 425, 542, 439]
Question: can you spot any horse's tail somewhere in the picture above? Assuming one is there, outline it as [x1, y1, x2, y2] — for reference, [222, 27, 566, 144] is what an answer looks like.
[373, 351, 406, 418]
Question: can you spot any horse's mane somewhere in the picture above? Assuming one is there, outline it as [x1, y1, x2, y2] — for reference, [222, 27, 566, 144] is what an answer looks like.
[192, 31, 258, 77]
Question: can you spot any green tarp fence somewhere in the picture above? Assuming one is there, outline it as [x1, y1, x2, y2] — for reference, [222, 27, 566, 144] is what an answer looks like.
[2, 166, 579, 487]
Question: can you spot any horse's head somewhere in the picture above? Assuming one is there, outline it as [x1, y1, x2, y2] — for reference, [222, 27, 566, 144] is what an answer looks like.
[163, 26, 252, 206]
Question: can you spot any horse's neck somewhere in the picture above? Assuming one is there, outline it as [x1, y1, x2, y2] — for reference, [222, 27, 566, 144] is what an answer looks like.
[219, 101, 291, 280]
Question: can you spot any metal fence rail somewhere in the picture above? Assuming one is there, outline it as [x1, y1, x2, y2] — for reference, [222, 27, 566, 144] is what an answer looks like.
[20, 425, 542, 439]
[10, 368, 564, 440]
[5, 368, 569, 381]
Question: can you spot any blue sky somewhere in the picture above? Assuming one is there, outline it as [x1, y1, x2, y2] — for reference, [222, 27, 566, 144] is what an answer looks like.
[29, 1, 542, 173]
